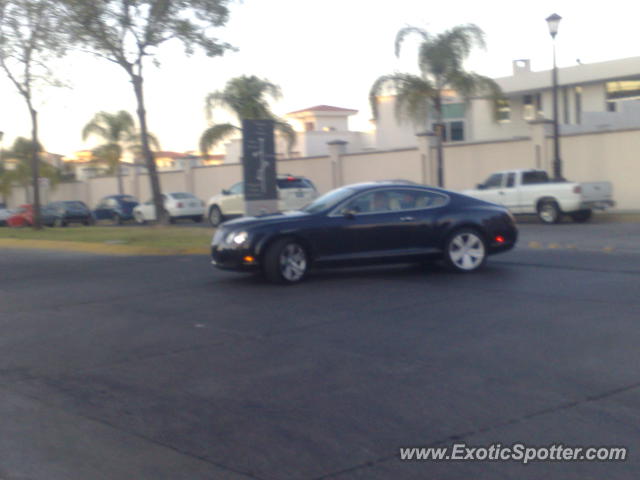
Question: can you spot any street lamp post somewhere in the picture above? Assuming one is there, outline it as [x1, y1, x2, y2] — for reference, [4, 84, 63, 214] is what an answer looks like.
[546, 13, 564, 181]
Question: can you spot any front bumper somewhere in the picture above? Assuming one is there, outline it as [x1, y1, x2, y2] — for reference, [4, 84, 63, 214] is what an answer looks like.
[211, 244, 260, 272]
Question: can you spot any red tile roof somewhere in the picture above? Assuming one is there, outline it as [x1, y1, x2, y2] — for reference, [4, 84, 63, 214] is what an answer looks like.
[287, 105, 358, 115]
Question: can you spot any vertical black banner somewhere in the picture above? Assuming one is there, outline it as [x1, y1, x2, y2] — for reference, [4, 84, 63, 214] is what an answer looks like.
[242, 119, 277, 201]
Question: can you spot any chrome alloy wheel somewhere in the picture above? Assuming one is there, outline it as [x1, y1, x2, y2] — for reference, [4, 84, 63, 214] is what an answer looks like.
[279, 243, 307, 282]
[539, 203, 558, 223]
[448, 231, 486, 271]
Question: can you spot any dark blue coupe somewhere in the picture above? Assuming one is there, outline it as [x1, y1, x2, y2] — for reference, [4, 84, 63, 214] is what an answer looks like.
[211, 181, 518, 283]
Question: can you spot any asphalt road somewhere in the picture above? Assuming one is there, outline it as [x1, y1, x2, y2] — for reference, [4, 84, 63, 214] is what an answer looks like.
[1, 224, 640, 479]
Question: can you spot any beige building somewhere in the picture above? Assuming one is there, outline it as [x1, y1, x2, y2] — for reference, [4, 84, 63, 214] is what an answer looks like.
[375, 56, 640, 146]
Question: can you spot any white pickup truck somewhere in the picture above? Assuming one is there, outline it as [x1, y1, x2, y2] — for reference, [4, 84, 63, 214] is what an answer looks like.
[463, 169, 615, 224]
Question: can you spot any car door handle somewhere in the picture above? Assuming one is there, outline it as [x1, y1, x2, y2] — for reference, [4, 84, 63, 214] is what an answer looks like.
[400, 216, 415, 222]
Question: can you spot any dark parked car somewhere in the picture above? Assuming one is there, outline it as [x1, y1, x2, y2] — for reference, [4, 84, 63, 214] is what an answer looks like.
[47, 201, 93, 227]
[211, 181, 518, 284]
[93, 195, 139, 224]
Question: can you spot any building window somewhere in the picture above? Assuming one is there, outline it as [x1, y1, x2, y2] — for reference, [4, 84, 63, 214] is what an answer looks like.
[433, 121, 465, 143]
[450, 121, 464, 141]
[606, 80, 640, 112]
[575, 87, 582, 124]
[497, 99, 511, 122]
[563, 88, 570, 124]
[304, 122, 315, 132]
[523, 93, 542, 120]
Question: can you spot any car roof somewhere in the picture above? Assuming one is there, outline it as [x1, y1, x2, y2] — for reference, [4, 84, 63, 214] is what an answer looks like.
[344, 181, 448, 193]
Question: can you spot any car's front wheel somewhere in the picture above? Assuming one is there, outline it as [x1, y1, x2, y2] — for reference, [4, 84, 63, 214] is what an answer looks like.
[263, 238, 308, 284]
[443, 229, 487, 273]
[208, 206, 224, 227]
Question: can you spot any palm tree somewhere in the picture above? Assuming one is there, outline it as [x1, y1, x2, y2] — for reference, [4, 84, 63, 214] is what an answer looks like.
[370, 24, 503, 187]
[199, 75, 296, 156]
[82, 111, 160, 195]
[2, 137, 59, 202]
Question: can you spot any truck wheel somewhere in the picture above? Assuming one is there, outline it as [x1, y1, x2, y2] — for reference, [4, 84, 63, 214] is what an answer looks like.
[538, 200, 561, 224]
[570, 209, 592, 223]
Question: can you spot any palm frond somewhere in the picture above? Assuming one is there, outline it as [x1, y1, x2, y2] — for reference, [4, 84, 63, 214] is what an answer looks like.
[394, 26, 429, 57]
[204, 75, 284, 124]
[199, 123, 240, 155]
[393, 75, 436, 127]
[369, 74, 405, 119]
[274, 119, 297, 153]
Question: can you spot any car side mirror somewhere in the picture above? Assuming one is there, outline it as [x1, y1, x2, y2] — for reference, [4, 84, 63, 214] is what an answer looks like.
[222, 189, 230, 195]
[476, 183, 486, 190]
[342, 208, 357, 219]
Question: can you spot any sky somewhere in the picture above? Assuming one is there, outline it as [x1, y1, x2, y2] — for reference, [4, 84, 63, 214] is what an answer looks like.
[1, 0, 639, 156]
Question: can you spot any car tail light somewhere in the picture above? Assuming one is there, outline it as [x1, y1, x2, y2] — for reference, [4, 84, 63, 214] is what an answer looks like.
[495, 235, 505, 244]
[573, 185, 582, 194]
[287, 176, 296, 181]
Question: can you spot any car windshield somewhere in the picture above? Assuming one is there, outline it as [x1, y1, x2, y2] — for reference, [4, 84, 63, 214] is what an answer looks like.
[170, 193, 196, 199]
[300, 187, 356, 214]
[63, 201, 87, 209]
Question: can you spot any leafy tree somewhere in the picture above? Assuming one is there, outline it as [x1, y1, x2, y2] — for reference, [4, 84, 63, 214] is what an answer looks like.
[2, 137, 60, 201]
[200, 75, 296, 155]
[59, 0, 233, 224]
[370, 24, 503, 187]
[0, 0, 68, 228]
[82, 110, 160, 195]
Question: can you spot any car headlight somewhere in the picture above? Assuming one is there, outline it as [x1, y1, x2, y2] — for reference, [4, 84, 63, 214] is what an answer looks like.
[225, 230, 249, 246]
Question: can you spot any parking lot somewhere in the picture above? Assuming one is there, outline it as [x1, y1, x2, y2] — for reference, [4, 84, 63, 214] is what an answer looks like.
[1, 221, 639, 479]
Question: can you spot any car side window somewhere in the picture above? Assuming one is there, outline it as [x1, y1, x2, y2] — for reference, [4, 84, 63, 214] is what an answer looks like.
[522, 171, 549, 185]
[484, 173, 504, 189]
[505, 173, 516, 188]
[229, 182, 244, 195]
[342, 191, 393, 214]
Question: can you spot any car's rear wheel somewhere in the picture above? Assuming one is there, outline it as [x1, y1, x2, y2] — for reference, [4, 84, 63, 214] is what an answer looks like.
[538, 200, 561, 224]
[134, 211, 146, 224]
[569, 209, 592, 223]
[443, 229, 487, 273]
[209, 206, 223, 227]
[264, 238, 308, 284]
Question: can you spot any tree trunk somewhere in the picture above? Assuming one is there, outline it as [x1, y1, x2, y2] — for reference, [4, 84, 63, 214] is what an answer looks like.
[116, 165, 124, 195]
[434, 90, 444, 188]
[28, 103, 42, 229]
[131, 73, 166, 224]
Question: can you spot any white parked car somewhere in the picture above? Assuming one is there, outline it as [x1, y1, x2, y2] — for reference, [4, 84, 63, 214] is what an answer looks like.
[133, 192, 205, 223]
[463, 169, 615, 224]
[206, 175, 318, 226]
[0, 206, 14, 226]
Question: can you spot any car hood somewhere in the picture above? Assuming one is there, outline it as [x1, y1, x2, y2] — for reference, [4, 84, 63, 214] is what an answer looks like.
[222, 210, 312, 229]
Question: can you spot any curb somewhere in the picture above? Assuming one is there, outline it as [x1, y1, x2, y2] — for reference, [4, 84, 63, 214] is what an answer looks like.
[0, 238, 209, 256]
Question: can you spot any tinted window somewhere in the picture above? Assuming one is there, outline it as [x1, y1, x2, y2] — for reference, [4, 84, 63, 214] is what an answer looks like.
[63, 201, 88, 209]
[170, 193, 196, 199]
[343, 191, 394, 214]
[484, 173, 503, 189]
[277, 177, 315, 189]
[522, 171, 550, 185]
[302, 187, 356, 214]
[229, 182, 244, 195]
